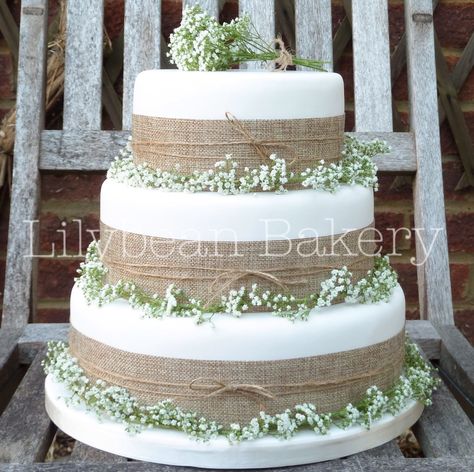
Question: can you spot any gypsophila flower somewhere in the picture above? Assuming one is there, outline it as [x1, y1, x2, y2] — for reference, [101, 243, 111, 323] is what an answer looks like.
[168, 5, 325, 72]
[76, 241, 400, 323]
[43, 340, 437, 442]
[107, 135, 387, 195]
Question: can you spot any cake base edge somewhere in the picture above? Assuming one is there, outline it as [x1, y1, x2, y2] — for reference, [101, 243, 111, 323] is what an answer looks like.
[45, 375, 423, 469]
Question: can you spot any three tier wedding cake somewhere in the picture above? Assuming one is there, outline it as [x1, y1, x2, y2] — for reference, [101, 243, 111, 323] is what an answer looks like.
[43, 9, 436, 468]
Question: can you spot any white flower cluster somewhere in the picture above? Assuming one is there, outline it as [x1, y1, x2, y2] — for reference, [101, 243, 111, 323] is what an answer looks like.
[43, 341, 221, 440]
[108, 145, 291, 195]
[168, 5, 249, 71]
[77, 242, 398, 323]
[107, 136, 387, 195]
[167, 5, 325, 72]
[43, 340, 439, 442]
[346, 256, 398, 304]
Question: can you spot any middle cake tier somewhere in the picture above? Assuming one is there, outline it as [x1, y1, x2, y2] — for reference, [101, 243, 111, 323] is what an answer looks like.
[99, 179, 376, 307]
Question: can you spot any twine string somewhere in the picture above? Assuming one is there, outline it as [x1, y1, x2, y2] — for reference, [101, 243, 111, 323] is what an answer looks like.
[274, 36, 294, 71]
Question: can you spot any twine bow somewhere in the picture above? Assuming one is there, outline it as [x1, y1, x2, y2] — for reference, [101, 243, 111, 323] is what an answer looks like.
[189, 377, 275, 410]
[225, 111, 271, 161]
[274, 36, 294, 71]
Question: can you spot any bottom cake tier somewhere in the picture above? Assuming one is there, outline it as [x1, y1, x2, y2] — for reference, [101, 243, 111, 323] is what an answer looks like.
[45, 375, 424, 468]
[43, 283, 437, 467]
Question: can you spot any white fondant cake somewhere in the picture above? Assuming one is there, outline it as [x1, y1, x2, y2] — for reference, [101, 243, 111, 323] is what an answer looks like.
[70, 283, 405, 361]
[43, 68, 431, 468]
[133, 70, 344, 119]
[101, 180, 374, 240]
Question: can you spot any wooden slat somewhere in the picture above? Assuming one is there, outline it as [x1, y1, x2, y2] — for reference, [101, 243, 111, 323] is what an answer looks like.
[333, 0, 352, 66]
[404, 0, 454, 325]
[182, 0, 219, 18]
[440, 32, 474, 125]
[63, 0, 104, 130]
[0, 0, 19, 63]
[451, 33, 474, 92]
[438, 325, 474, 404]
[414, 380, 474, 457]
[38, 130, 417, 172]
[239, 0, 275, 70]
[17, 323, 69, 364]
[351, 1, 392, 131]
[0, 329, 21, 388]
[123, 0, 161, 130]
[69, 442, 127, 463]
[435, 34, 474, 186]
[355, 440, 402, 459]
[406, 320, 441, 360]
[1, 458, 474, 471]
[39, 130, 128, 170]
[1, 0, 48, 329]
[0, 349, 55, 463]
[295, 0, 333, 70]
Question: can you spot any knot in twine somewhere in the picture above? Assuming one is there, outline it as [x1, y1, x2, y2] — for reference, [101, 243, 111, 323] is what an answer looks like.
[274, 36, 294, 71]
[189, 377, 275, 410]
[225, 111, 297, 166]
[225, 112, 271, 161]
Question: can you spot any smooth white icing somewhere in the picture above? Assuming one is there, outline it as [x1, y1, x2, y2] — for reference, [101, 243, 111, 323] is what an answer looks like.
[100, 180, 374, 241]
[133, 70, 344, 120]
[70, 283, 405, 361]
[46, 376, 423, 468]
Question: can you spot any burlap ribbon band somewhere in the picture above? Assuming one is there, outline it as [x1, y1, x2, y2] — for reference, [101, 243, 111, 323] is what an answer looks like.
[99, 222, 376, 305]
[69, 328, 405, 426]
[131, 113, 345, 176]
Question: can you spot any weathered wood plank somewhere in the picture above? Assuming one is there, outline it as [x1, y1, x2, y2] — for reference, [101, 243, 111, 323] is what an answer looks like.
[413, 380, 474, 457]
[17, 323, 68, 364]
[38, 130, 417, 172]
[0, 349, 55, 463]
[406, 320, 441, 360]
[0, 329, 21, 389]
[451, 33, 474, 93]
[295, 0, 333, 70]
[63, 0, 104, 130]
[0, 0, 19, 63]
[435, 34, 474, 186]
[2, 0, 48, 329]
[355, 440, 402, 459]
[352, 1, 392, 131]
[123, 0, 161, 129]
[239, 0, 275, 70]
[68, 442, 127, 463]
[1, 458, 474, 471]
[332, 14, 351, 66]
[438, 325, 474, 404]
[405, 0, 454, 325]
[182, 0, 219, 18]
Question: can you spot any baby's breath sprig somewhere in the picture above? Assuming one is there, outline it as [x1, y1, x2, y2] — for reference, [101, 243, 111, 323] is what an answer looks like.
[167, 5, 325, 72]
[43, 340, 439, 442]
[76, 241, 398, 324]
[107, 136, 388, 195]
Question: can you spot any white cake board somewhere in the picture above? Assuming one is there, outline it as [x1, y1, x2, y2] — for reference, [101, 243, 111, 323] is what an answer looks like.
[45, 375, 424, 468]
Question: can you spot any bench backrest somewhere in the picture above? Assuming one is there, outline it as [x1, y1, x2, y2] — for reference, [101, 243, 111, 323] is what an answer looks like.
[1, 0, 454, 329]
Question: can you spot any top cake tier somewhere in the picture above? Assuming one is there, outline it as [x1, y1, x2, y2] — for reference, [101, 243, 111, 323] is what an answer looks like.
[133, 70, 344, 119]
[131, 70, 345, 175]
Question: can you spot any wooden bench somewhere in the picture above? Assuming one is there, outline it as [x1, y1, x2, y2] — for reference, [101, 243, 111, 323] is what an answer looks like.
[1, 0, 473, 470]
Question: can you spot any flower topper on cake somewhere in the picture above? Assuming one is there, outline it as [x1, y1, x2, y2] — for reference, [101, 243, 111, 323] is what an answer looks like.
[168, 5, 326, 72]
